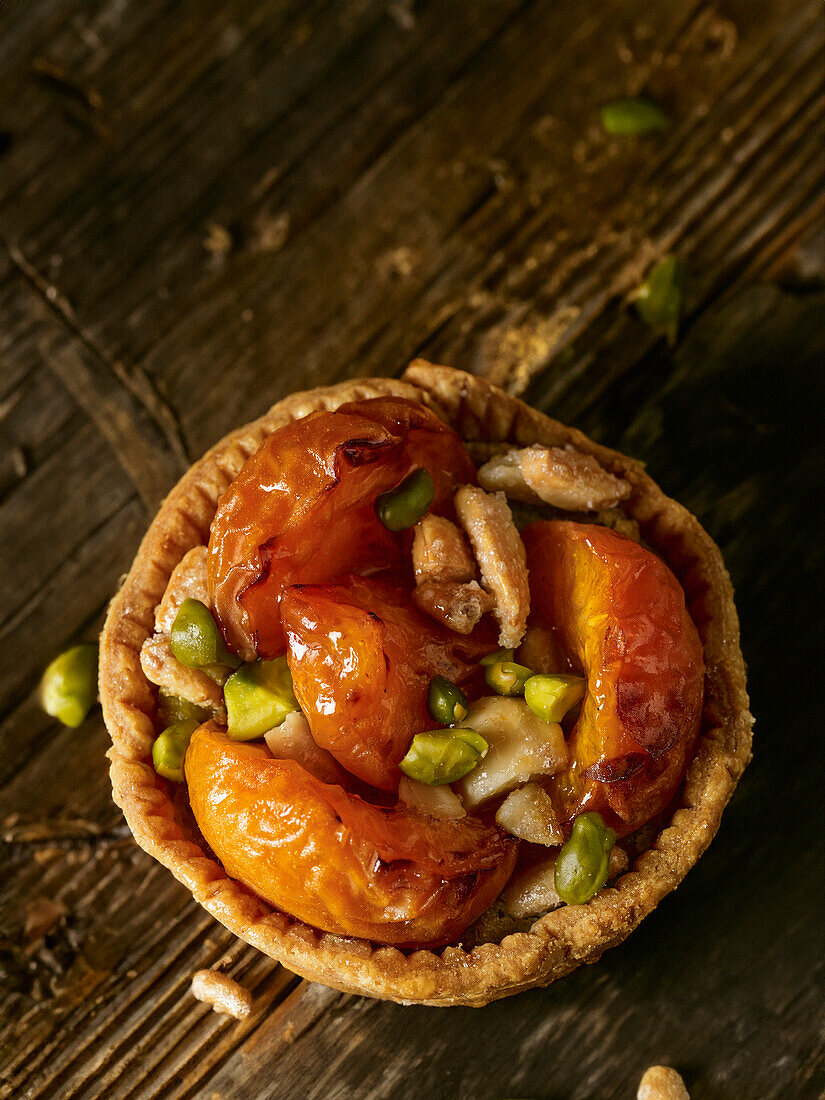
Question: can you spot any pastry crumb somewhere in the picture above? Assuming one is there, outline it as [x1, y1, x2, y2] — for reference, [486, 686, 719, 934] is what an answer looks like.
[638, 1065, 690, 1100]
[190, 969, 253, 1019]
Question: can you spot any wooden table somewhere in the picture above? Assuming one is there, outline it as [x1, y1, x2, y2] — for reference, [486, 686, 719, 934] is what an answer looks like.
[1, 1, 822, 1097]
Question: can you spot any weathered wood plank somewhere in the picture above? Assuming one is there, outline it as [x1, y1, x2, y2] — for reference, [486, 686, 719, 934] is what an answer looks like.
[0, 0, 822, 1098]
[0, 423, 134, 641]
[4, 248, 191, 508]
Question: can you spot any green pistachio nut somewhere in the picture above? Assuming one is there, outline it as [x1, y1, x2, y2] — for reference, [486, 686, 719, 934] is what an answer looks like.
[170, 598, 240, 672]
[157, 691, 210, 726]
[600, 96, 669, 136]
[524, 673, 586, 723]
[630, 254, 687, 343]
[375, 468, 434, 531]
[40, 643, 98, 728]
[400, 728, 488, 786]
[484, 660, 533, 697]
[479, 647, 515, 667]
[554, 811, 616, 905]
[427, 675, 469, 726]
[224, 655, 299, 741]
[152, 718, 199, 783]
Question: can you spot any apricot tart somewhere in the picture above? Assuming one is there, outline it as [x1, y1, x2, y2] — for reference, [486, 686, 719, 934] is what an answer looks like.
[100, 362, 752, 1005]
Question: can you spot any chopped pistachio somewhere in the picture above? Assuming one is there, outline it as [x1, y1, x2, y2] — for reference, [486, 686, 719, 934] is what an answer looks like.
[40, 643, 98, 728]
[400, 728, 488, 786]
[630, 255, 687, 343]
[224, 656, 299, 741]
[524, 673, 586, 723]
[427, 675, 469, 725]
[601, 96, 669, 136]
[170, 598, 239, 672]
[152, 718, 199, 783]
[375, 468, 434, 531]
[480, 647, 515, 667]
[554, 811, 616, 904]
[484, 660, 533, 697]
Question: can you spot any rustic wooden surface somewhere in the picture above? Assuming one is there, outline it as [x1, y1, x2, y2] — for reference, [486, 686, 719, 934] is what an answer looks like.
[0, 1, 823, 1097]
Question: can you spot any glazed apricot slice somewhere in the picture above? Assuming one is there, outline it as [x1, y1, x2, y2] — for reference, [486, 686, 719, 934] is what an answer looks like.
[281, 576, 489, 790]
[185, 723, 516, 948]
[522, 520, 704, 835]
[207, 397, 476, 660]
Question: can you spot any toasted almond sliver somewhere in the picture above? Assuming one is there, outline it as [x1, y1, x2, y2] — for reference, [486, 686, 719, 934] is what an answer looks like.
[454, 486, 529, 649]
[495, 783, 564, 845]
[398, 776, 466, 820]
[477, 445, 630, 512]
[264, 711, 348, 786]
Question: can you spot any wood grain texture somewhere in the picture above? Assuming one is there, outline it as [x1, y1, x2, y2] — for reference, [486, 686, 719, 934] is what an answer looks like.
[0, 0, 822, 1097]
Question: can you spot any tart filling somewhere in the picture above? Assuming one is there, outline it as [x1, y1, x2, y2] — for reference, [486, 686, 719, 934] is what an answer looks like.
[138, 394, 705, 950]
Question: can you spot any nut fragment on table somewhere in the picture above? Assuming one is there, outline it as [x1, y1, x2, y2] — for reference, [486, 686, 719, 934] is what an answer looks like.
[477, 445, 631, 511]
[190, 969, 253, 1019]
[454, 486, 529, 648]
[638, 1065, 690, 1100]
[23, 896, 67, 948]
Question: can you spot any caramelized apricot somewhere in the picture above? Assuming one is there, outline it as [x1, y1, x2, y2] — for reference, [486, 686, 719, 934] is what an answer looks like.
[207, 398, 475, 659]
[523, 520, 704, 835]
[281, 576, 488, 790]
[185, 723, 516, 947]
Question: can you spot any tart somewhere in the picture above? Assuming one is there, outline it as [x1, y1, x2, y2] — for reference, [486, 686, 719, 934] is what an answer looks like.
[100, 362, 752, 1006]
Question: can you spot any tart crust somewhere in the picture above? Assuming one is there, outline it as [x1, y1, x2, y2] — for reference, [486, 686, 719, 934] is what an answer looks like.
[100, 363, 752, 1006]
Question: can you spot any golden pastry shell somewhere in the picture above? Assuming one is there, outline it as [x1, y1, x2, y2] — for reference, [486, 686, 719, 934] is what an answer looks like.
[100, 362, 753, 1006]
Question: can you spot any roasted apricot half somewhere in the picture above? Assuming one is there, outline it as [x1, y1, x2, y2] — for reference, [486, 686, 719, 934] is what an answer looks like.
[281, 576, 488, 790]
[523, 520, 704, 835]
[185, 723, 516, 947]
[207, 397, 475, 660]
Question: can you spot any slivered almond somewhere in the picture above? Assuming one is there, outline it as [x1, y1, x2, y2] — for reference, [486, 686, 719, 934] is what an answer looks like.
[478, 445, 630, 512]
[454, 486, 529, 649]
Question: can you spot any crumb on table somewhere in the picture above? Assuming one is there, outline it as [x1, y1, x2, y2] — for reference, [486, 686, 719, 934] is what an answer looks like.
[190, 969, 253, 1019]
[638, 1065, 690, 1100]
